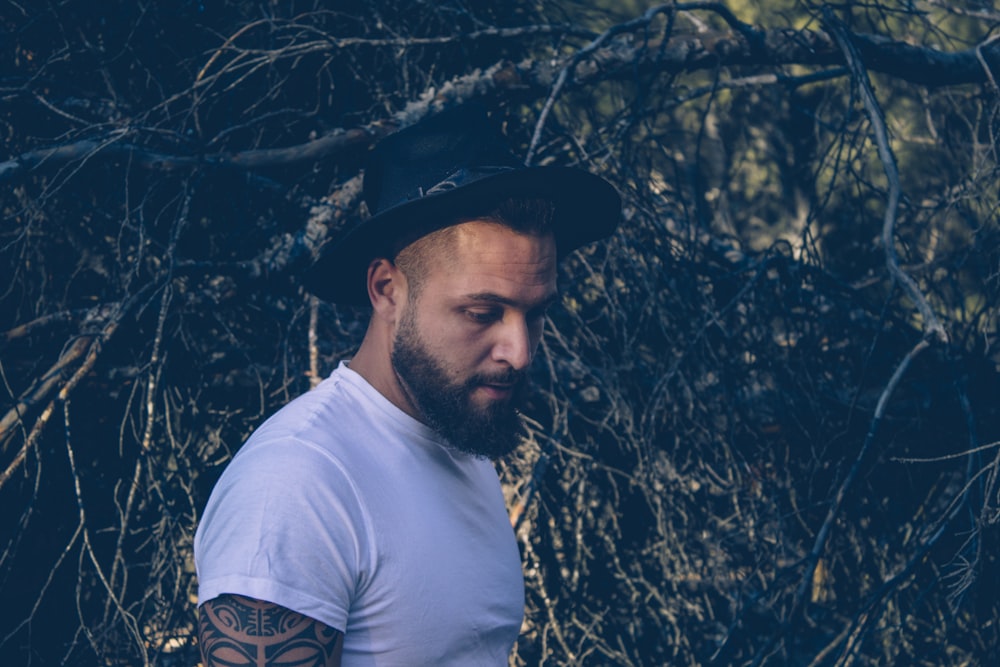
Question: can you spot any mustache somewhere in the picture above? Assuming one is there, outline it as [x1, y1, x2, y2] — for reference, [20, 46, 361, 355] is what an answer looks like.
[467, 369, 526, 387]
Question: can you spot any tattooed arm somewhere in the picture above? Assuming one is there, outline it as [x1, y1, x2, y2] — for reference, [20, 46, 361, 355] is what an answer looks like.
[199, 594, 344, 667]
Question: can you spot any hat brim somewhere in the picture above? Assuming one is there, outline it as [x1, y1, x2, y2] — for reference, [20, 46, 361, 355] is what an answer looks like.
[304, 166, 621, 305]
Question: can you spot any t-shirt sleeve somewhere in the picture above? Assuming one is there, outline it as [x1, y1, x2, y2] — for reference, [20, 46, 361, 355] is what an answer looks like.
[194, 436, 374, 633]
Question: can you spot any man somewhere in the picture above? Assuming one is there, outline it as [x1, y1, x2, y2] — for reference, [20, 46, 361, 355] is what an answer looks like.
[194, 105, 620, 666]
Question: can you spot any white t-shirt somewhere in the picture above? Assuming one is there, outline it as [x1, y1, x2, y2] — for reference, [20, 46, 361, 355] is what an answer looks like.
[194, 362, 524, 666]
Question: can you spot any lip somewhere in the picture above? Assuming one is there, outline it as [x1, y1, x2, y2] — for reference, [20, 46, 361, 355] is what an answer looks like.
[478, 383, 514, 400]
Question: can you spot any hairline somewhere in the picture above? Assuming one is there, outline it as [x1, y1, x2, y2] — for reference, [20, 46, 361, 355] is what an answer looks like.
[392, 198, 557, 302]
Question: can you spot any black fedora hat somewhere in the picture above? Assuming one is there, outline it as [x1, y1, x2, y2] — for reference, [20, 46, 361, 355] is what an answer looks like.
[303, 104, 621, 305]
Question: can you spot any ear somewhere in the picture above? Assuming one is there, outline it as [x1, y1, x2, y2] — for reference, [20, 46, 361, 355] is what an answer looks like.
[366, 257, 406, 318]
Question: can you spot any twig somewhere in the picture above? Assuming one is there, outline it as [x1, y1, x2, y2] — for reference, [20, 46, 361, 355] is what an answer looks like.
[0, 305, 122, 489]
[924, 0, 1000, 22]
[526, 1, 769, 163]
[824, 10, 947, 345]
[0, 126, 378, 184]
[1, 309, 87, 343]
[0, 336, 89, 439]
[0, 522, 83, 649]
[892, 439, 1000, 464]
[307, 295, 321, 389]
[975, 34, 1000, 93]
[795, 339, 930, 627]
[63, 398, 149, 665]
[196, 19, 270, 82]
[5, 22, 995, 183]
[510, 451, 549, 530]
[833, 442, 974, 666]
[0, 336, 91, 483]
[105, 188, 190, 638]
[196, 20, 588, 83]
[526, 3, 676, 164]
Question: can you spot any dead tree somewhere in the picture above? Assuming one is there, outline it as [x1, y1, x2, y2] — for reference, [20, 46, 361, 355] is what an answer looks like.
[1, 1, 998, 664]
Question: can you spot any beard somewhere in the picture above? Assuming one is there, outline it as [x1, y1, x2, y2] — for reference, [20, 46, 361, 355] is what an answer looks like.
[390, 309, 528, 460]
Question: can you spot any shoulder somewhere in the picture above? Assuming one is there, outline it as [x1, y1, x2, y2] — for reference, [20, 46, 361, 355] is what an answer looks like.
[245, 365, 398, 454]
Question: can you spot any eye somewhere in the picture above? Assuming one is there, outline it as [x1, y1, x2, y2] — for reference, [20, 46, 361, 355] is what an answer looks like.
[465, 308, 503, 324]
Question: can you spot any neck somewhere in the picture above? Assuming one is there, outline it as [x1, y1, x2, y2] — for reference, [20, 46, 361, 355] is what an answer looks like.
[349, 326, 421, 420]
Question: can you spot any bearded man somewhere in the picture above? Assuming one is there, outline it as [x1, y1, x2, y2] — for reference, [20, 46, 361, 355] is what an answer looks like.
[194, 105, 620, 666]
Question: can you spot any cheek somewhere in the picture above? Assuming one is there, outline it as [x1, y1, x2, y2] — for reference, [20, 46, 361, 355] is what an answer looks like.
[415, 316, 490, 365]
[450, 330, 495, 366]
[448, 325, 503, 370]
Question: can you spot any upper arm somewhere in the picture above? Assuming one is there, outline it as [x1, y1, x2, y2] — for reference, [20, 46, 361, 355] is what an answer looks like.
[199, 594, 344, 667]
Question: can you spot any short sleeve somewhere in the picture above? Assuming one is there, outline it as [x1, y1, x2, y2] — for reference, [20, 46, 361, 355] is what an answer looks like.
[194, 436, 374, 633]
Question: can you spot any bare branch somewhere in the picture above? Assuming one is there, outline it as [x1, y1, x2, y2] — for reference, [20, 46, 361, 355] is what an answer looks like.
[794, 339, 930, 629]
[3, 21, 996, 183]
[826, 10, 948, 345]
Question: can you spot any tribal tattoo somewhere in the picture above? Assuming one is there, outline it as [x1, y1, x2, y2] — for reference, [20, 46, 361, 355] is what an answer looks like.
[199, 594, 343, 667]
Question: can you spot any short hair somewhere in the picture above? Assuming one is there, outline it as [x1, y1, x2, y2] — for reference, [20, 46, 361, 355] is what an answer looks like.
[394, 197, 555, 301]
[468, 196, 555, 236]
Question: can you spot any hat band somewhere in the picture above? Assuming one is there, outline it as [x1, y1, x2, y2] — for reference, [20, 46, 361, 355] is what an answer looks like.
[409, 165, 515, 201]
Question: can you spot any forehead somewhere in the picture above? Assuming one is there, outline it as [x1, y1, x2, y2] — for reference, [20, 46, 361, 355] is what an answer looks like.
[421, 221, 557, 297]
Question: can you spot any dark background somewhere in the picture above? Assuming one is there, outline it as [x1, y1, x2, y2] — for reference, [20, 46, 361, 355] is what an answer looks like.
[2, 1, 999, 664]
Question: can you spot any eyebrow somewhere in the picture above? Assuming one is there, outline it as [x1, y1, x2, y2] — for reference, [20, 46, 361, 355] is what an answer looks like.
[462, 291, 560, 312]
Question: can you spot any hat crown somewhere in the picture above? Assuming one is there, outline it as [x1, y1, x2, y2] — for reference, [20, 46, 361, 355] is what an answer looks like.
[304, 105, 621, 305]
[363, 106, 521, 216]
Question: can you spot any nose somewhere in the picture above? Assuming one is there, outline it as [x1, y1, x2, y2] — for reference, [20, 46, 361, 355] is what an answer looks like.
[491, 316, 534, 371]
